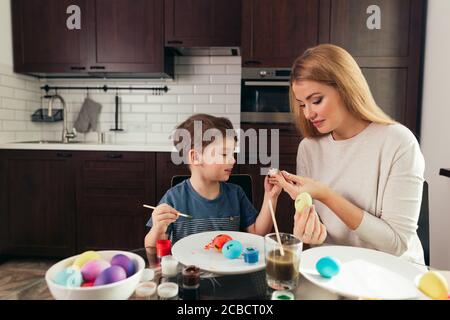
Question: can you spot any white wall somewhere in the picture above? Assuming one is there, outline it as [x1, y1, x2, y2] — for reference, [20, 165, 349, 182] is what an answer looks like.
[421, 0, 450, 269]
[0, 0, 13, 66]
[0, 0, 42, 143]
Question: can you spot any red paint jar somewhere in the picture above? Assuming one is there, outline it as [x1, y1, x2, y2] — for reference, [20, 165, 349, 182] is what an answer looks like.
[156, 240, 172, 259]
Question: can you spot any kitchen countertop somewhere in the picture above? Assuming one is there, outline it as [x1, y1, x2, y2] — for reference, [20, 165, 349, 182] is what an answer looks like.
[0, 141, 175, 152]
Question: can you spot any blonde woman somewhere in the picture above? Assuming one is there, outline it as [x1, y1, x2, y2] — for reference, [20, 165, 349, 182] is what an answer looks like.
[270, 44, 425, 264]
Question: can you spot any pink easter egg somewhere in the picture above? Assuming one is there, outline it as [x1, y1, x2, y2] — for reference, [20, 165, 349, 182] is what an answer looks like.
[81, 260, 110, 282]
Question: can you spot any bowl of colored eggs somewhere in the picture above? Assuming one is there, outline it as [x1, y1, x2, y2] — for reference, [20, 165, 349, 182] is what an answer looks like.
[45, 250, 145, 300]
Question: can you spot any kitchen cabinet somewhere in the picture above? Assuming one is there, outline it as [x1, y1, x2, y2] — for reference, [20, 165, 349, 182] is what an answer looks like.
[86, 0, 165, 73]
[76, 152, 155, 251]
[0, 150, 76, 257]
[12, 0, 89, 74]
[241, 0, 322, 68]
[165, 0, 241, 47]
[12, 0, 170, 76]
[325, 0, 426, 137]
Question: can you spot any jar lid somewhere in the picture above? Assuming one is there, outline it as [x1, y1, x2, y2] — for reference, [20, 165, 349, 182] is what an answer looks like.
[140, 268, 155, 282]
[157, 282, 179, 299]
[135, 282, 157, 298]
[271, 290, 295, 300]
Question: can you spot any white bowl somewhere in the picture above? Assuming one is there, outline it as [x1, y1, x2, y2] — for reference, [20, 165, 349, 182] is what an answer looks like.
[45, 250, 145, 300]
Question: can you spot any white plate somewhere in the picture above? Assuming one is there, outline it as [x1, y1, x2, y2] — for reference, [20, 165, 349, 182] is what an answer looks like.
[299, 246, 427, 300]
[171, 231, 265, 275]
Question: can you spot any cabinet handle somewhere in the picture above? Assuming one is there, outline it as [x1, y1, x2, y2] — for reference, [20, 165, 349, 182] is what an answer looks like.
[106, 153, 123, 159]
[70, 66, 86, 71]
[90, 66, 106, 70]
[56, 152, 73, 158]
[244, 60, 262, 65]
[167, 40, 183, 45]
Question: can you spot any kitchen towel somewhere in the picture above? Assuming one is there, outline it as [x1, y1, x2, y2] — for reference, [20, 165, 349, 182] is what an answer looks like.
[74, 97, 102, 133]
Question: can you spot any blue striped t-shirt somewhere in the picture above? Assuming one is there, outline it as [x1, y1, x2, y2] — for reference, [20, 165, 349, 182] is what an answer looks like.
[146, 179, 258, 244]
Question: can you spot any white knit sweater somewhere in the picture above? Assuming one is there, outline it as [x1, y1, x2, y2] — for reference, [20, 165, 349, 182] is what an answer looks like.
[297, 122, 425, 264]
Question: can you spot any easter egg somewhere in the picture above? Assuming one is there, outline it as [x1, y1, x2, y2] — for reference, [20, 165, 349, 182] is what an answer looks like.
[94, 266, 127, 286]
[268, 168, 279, 177]
[54, 267, 83, 288]
[222, 240, 243, 260]
[81, 282, 95, 288]
[295, 192, 313, 213]
[316, 256, 340, 279]
[111, 254, 136, 277]
[418, 271, 449, 300]
[73, 251, 101, 269]
[81, 260, 111, 282]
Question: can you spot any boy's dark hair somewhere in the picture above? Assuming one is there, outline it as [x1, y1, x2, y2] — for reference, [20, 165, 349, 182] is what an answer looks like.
[173, 114, 237, 161]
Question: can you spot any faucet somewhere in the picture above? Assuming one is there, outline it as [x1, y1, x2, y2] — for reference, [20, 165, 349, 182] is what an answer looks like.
[48, 95, 77, 143]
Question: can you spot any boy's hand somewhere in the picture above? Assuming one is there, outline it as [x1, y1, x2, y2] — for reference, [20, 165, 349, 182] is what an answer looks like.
[265, 175, 282, 198]
[151, 204, 179, 234]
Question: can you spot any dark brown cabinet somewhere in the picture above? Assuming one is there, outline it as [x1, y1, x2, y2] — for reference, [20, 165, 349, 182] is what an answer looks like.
[76, 152, 155, 251]
[0, 150, 76, 257]
[325, 0, 426, 136]
[12, 0, 168, 76]
[242, 0, 322, 68]
[165, 0, 241, 47]
[87, 0, 165, 73]
[12, 0, 89, 74]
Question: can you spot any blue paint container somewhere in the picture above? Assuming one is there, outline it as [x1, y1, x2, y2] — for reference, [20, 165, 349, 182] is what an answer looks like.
[243, 247, 259, 264]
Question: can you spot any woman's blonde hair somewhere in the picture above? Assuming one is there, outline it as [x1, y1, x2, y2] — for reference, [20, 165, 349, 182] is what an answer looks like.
[290, 44, 396, 138]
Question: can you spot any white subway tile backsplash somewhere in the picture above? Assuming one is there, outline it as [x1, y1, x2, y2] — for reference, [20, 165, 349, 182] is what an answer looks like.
[178, 95, 209, 104]
[210, 57, 241, 65]
[226, 65, 242, 74]
[0, 86, 15, 98]
[210, 95, 240, 104]
[162, 104, 194, 114]
[194, 65, 226, 75]
[3, 121, 27, 131]
[0, 109, 16, 120]
[226, 85, 241, 94]
[226, 104, 241, 114]
[121, 95, 146, 104]
[175, 75, 210, 84]
[132, 104, 162, 113]
[194, 104, 226, 114]
[0, 58, 241, 145]
[147, 114, 178, 123]
[146, 95, 178, 104]
[194, 85, 226, 94]
[210, 75, 241, 84]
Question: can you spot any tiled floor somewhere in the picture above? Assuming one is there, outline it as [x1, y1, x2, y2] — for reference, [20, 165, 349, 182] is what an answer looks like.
[0, 260, 55, 300]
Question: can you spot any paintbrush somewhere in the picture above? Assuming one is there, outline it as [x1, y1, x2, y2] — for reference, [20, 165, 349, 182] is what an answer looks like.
[143, 205, 193, 219]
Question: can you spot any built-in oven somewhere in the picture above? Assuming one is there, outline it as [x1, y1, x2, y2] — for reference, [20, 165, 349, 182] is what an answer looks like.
[241, 68, 292, 124]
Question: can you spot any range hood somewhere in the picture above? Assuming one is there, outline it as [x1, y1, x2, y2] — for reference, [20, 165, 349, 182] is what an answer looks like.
[171, 47, 241, 56]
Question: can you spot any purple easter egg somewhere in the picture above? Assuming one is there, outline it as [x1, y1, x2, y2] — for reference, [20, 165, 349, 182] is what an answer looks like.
[110, 254, 136, 277]
[81, 260, 110, 282]
[94, 266, 127, 286]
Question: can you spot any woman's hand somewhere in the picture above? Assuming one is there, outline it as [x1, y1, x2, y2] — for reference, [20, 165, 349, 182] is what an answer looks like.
[294, 205, 327, 245]
[151, 204, 179, 234]
[264, 175, 282, 199]
[270, 171, 330, 201]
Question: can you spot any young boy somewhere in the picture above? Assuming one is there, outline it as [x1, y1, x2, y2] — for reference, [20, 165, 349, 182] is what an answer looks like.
[145, 114, 282, 247]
